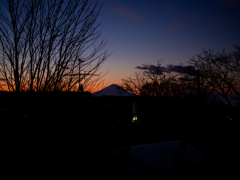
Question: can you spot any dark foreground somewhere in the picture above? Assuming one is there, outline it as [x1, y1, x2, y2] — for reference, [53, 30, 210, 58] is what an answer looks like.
[1, 120, 237, 179]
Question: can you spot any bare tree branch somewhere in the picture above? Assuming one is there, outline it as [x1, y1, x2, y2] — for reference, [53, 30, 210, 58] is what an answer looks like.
[121, 60, 194, 97]
[189, 48, 240, 107]
[0, 0, 109, 93]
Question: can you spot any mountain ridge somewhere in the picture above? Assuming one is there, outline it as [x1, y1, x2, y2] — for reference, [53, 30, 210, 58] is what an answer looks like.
[91, 84, 136, 97]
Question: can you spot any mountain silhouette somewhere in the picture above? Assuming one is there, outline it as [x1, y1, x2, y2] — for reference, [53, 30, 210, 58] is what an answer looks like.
[91, 84, 136, 96]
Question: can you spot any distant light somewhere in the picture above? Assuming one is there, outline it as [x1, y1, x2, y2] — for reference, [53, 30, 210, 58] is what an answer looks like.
[132, 115, 137, 122]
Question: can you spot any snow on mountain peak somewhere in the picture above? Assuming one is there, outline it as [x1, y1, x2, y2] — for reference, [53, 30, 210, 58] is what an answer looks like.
[91, 84, 136, 97]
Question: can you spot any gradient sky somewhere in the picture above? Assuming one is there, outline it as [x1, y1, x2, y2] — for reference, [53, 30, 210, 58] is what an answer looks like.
[94, 0, 240, 90]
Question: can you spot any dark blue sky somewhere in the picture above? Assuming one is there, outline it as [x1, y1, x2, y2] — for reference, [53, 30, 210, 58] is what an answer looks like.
[97, 0, 240, 87]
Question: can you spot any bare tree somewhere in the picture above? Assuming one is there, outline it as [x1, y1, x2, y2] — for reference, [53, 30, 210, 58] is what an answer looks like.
[121, 60, 194, 97]
[189, 48, 240, 107]
[0, 0, 109, 93]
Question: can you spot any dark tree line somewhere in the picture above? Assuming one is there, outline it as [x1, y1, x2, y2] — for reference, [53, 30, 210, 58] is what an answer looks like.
[121, 46, 240, 107]
[121, 60, 199, 97]
[189, 47, 240, 107]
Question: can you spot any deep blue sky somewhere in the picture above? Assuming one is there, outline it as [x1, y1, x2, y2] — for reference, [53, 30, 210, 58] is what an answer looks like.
[97, 0, 240, 87]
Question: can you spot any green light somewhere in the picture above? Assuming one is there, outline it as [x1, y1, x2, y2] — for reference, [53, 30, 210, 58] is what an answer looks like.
[132, 115, 137, 122]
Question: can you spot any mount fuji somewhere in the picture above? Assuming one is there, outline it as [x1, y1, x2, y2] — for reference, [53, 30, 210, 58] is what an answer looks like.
[91, 84, 136, 97]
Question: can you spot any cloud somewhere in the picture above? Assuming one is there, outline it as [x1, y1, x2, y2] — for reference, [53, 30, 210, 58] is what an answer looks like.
[167, 16, 205, 31]
[166, 64, 196, 75]
[135, 66, 148, 70]
[136, 64, 197, 75]
[165, 8, 205, 31]
[170, 21, 186, 31]
[115, 6, 141, 21]
[135, 64, 167, 75]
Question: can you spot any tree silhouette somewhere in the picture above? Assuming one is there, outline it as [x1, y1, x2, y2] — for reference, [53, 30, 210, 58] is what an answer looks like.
[189, 48, 240, 107]
[0, 0, 110, 93]
[121, 60, 198, 97]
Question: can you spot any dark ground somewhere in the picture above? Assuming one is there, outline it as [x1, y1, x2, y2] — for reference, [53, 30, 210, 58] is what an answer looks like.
[0, 93, 238, 178]
[0, 119, 238, 179]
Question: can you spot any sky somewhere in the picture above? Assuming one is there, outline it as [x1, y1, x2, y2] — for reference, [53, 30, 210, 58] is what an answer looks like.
[94, 0, 240, 90]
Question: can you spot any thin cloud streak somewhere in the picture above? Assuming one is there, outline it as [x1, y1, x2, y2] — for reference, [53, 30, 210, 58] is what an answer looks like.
[136, 64, 196, 75]
[115, 6, 141, 21]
